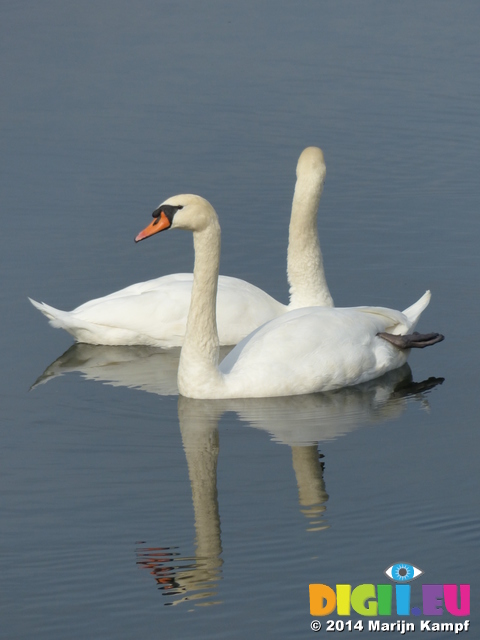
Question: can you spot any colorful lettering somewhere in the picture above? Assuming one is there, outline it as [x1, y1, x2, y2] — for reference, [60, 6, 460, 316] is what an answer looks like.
[377, 584, 392, 615]
[336, 584, 351, 616]
[444, 584, 470, 616]
[422, 584, 444, 615]
[309, 578, 471, 618]
[395, 584, 410, 615]
[351, 584, 377, 616]
[309, 584, 336, 616]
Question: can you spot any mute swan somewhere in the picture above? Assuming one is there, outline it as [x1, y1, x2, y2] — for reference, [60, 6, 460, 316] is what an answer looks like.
[29, 147, 332, 347]
[135, 194, 443, 399]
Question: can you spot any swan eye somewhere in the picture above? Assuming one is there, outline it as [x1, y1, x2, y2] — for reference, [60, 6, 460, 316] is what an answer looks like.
[152, 204, 183, 220]
[384, 562, 424, 582]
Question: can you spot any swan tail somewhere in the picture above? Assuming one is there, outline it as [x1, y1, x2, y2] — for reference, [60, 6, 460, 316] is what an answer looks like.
[29, 297, 67, 324]
[28, 296, 153, 345]
[401, 290, 431, 330]
[28, 298, 82, 335]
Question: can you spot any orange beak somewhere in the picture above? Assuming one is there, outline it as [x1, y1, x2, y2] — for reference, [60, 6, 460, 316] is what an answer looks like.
[135, 210, 171, 242]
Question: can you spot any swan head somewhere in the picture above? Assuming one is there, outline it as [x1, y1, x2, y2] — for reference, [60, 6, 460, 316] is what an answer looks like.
[135, 194, 218, 242]
[296, 146, 326, 184]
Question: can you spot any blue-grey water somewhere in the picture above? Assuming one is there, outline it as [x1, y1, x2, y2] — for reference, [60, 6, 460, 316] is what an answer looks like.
[1, 2, 479, 638]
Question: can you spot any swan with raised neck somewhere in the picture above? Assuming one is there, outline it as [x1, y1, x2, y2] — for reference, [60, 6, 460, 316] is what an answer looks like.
[29, 147, 332, 347]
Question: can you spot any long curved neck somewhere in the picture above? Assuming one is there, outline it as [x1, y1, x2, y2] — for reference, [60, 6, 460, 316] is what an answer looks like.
[178, 221, 223, 396]
[287, 174, 334, 309]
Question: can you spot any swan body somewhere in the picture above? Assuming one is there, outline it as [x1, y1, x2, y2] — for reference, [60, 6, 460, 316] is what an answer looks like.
[29, 147, 332, 347]
[29, 275, 284, 348]
[135, 194, 441, 400]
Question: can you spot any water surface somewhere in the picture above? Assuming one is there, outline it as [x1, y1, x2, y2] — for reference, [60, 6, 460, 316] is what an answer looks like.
[1, 2, 479, 638]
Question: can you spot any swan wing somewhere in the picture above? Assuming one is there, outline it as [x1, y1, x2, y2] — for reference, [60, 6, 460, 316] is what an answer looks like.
[30, 274, 286, 347]
[218, 306, 413, 397]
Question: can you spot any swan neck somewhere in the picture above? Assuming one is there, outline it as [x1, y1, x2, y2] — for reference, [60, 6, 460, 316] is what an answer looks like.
[287, 174, 334, 309]
[178, 222, 223, 396]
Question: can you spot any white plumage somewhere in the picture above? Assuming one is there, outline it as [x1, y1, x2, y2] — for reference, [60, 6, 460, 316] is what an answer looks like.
[29, 147, 331, 346]
[135, 194, 439, 399]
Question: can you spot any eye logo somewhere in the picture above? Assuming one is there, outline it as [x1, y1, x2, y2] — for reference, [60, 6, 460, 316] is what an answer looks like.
[384, 562, 423, 582]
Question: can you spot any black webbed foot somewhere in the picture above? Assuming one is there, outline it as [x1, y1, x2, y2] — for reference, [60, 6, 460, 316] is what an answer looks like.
[377, 331, 445, 349]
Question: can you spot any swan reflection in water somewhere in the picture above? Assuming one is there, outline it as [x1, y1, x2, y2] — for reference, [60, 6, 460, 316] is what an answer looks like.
[33, 345, 443, 607]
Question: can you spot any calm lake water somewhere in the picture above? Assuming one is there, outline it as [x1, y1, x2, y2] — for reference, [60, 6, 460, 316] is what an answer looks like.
[1, 2, 479, 638]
